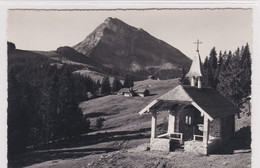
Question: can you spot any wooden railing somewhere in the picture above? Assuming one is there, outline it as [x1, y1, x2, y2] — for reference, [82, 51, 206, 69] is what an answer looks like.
[169, 133, 183, 144]
[193, 135, 203, 141]
[157, 132, 183, 144]
[157, 133, 169, 138]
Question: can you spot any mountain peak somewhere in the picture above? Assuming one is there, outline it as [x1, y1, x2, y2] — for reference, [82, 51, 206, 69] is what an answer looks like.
[104, 17, 117, 23]
[104, 17, 125, 24]
[102, 17, 135, 32]
[73, 18, 191, 71]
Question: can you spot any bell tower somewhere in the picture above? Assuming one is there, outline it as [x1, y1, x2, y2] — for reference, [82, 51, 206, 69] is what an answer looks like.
[186, 39, 202, 88]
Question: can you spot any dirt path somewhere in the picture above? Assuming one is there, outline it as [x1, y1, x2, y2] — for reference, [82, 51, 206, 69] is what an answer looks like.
[26, 145, 251, 168]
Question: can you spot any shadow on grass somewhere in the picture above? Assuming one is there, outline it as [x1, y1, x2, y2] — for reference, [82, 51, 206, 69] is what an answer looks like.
[85, 111, 119, 118]
[10, 147, 116, 168]
[146, 93, 158, 97]
[9, 128, 151, 168]
[38, 127, 150, 150]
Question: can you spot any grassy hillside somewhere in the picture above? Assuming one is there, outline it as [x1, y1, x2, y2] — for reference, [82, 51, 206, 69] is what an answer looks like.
[74, 69, 124, 84]
[79, 79, 181, 132]
[9, 48, 126, 84]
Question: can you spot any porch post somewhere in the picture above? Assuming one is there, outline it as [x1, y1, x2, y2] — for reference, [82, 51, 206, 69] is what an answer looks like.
[168, 113, 175, 134]
[175, 115, 180, 132]
[203, 116, 209, 146]
[197, 77, 201, 88]
[151, 112, 157, 139]
[191, 76, 195, 86]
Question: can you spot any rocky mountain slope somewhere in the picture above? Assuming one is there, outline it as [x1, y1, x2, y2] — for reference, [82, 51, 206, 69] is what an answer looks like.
[73, 17, 191, 71]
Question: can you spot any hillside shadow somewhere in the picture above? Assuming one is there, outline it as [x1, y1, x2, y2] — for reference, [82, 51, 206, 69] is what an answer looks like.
[146, 93, 157, 97]
[85, 111, 119, 118]
[10, 128, 151, 167]
[10, 147, 117, 168]
[47, 127, 151, 150]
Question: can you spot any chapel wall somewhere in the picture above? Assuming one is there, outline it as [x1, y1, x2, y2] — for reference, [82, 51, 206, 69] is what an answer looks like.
[220, 115, 235, 143]
[209, 118, 221, 140]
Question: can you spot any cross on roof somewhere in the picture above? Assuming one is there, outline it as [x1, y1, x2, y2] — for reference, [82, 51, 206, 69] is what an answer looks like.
[194, 39, 202, 52]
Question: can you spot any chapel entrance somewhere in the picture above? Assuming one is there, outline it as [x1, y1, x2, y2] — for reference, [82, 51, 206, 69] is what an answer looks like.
[179, 105, 203, 141]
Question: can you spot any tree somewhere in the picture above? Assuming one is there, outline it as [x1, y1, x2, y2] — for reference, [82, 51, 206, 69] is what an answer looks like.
[57, 67, 85, 139]
[214, 51, 224, 87]
[180, 66, 189, 85]
[216, 44, 251, 110]
[208, 47, 218, 88]
[49, 73, 59, 142]
[38, 82, 51, 147]
[202, 56, 209, 87]
[239, 43, 251, 99]
[101, 76, 111, 95]
[8, 53, 94, 157]
[112, 77, 123, 92]
[123, 74, 134, 88]
[96, 117, 105, 130]
[8, 70, 25, 157]
[95, 79, 101, 91]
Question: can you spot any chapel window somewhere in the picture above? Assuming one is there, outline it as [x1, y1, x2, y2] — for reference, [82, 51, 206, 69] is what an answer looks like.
[185, 116, 192, 125]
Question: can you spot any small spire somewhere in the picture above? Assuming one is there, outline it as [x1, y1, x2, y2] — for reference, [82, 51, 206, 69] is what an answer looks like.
[186, 50, 202, 78]
[186, 39, 203, 88]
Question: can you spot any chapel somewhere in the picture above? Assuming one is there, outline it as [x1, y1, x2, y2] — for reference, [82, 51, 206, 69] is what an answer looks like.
[138, 40, 239, 154]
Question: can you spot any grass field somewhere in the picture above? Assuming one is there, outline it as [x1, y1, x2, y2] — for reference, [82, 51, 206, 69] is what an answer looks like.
[79, 78, 180, 132]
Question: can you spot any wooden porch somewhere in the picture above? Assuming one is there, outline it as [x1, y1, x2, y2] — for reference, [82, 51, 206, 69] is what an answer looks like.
[150, 107, 210, 154]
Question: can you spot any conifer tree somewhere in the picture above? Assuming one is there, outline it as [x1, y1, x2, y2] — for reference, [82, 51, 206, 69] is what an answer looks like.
[202, 56, 209, 87]
[8, 70, 25, 157]
[96, 117, 105, 130]
[214, 51, 224, 87]
[180, 65, 189, 85]
[239, 43, 251, 99]
[112, 77, 123, 92]
[123, 74, 134, 88]
[208, 47, 218, 88]
[101, 76, 111, 95]
[57, 67, 84, 139]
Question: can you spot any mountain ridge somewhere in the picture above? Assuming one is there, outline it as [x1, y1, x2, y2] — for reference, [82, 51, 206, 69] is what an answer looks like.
[73, 17, 191, 71]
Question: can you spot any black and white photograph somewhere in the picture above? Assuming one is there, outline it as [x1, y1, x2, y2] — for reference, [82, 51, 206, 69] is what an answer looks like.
[1, 2, 258, 167]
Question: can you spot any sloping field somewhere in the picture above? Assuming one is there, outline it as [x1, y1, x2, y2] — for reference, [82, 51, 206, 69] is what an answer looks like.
[74, 69, 124, 83]
[79, 79, 180, 132]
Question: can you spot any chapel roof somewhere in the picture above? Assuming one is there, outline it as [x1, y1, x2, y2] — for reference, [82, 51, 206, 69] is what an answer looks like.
[139, 85, 240, 120]
[118, 88, 131, 93]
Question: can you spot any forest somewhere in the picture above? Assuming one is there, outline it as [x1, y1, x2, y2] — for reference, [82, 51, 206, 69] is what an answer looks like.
[7, 43, 125, 159]
[200, 43, 251, 112]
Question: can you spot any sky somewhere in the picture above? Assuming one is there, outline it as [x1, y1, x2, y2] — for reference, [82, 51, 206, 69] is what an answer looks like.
[7, 9, 252, 61]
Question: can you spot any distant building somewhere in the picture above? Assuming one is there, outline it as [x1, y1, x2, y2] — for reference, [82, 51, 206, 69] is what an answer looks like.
[139, 43, 239, 154]
[117, 88, 135, 97]
[136, 89, 150, 97]
[118, 87, 150, 97]
[148, 75, 155, 80]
